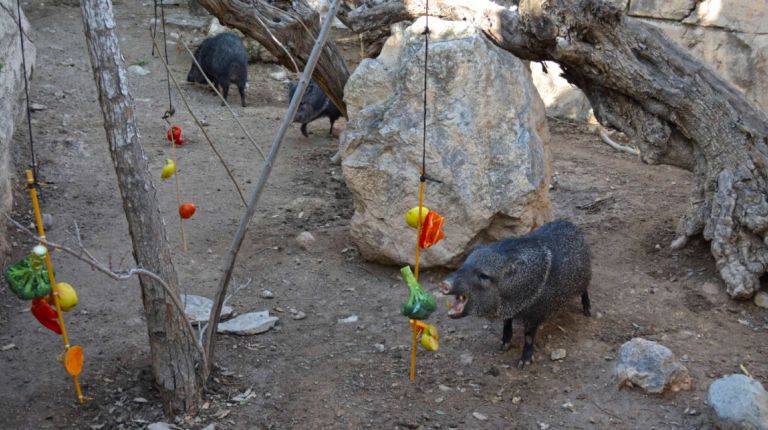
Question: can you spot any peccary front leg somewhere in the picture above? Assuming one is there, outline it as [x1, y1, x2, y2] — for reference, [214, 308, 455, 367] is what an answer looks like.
[300, 123, 309, 137]
[328, 118, 336, 136]
[219, 81, 230, 106]
[518, 321, 539, 369]
[500, 318, 513, 351]
[581, 291, 591, 317]
[238, 83, 246, 107]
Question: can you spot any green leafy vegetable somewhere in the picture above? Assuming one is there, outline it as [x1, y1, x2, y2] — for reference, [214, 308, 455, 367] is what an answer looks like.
[400, 266, 436, 320]
[4, 254, 52, 300]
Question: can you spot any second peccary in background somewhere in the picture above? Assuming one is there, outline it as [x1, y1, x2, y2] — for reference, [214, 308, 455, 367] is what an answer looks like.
[288, 79, 341, 137]
[440, 220, 592, 368]
[187, 32, 248, 107]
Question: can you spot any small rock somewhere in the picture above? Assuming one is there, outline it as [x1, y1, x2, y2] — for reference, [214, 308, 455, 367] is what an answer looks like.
[472, 412, 487, 421]
[550, 348, 567, 361]
[460, 353, 474, 366]
[269, 69, 288, 81]
[292, 311, 306, 320]
[260, 290, 275, 299]
[754, 291, 768, 309]
[338, 315, 358, 324]
[181, 295, 233, 325]
[562, 402, 576, 412]
[512, 396, 521, 404]
[614, 337, 692, 394]
[201, 425, 215, 430]
[133, 397, 148, 403]
[29, 103, 47, 112]
[41, 213, 53, 230]
[1, 343, 16, 351]
[538, 423, 550, 430]
[217, 311, 278, 335]
[147, 422, 178, 430]
[373, 343, 386, 352]
[207, 17, 227, 36]
[296, 231, 316, 250]
[708, 374, 768, 430]
[435, 396, 444, 403]
[127, 65, 150, 76]
[438, 384, 451, 392]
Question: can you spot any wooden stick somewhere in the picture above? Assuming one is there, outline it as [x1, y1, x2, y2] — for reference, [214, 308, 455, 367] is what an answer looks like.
[203, 0, 343, 370]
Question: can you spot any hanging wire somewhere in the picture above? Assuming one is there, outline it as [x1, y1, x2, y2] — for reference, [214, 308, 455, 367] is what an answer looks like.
[156, 0, 175, 118]
[420, 0, 430, 183]
[16, 0, 38, 184]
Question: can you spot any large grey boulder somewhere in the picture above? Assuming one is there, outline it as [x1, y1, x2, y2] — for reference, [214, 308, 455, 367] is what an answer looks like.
[340, 17, 551, 268]
[708, 374, 768, 430]
[614, 338, 692, 394]
[0, 0, 35, 265]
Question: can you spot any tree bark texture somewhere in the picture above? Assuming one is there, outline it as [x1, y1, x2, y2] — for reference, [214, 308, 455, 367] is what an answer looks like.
[195, 0, 350, 117]
[342, 0, 768, 299]
[80, 0, 203, 414]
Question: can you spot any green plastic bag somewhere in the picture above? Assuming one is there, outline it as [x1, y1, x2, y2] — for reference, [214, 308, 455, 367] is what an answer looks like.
[5, 253, 52, 300]
[400, 266, 436, 320]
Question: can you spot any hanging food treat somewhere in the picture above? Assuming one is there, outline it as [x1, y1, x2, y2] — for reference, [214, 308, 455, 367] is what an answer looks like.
[64, 346, 84, 376]
[161, 159, 176, 179]
[405, 206, 430, 229]
[47, 282, 78, 312]
[400, 265, 436, 320]
[179, 202, 196, 219]
[412, 320, 440, 351]
[5, 248, 52, 300]
[31, 298, 62, 334]
[166, 125, 184, 145]
[419, 210, 446, 249]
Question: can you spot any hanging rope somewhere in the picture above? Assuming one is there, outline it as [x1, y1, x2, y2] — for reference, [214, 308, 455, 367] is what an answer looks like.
[16, 0, 38, 184]
[153, 0, 175, 118]
[409, 0, 431, 384]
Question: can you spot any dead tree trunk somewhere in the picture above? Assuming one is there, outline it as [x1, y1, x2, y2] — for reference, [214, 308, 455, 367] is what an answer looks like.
[195, 0, 350, 117]
[80, 0, 203, 414]
[345, 0, 768, 299]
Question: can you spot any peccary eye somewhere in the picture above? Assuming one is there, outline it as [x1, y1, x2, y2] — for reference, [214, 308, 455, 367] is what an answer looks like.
[476, 272, 492, 283]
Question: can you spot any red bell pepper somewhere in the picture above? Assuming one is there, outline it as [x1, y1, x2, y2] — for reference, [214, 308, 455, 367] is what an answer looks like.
[166, 125, 184, 145]
[419, 210, 445, 249]
[31, 298, 62, 334]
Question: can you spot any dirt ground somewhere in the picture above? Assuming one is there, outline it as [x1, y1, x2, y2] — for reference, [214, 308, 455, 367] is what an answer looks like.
[1, 1, 767, 429]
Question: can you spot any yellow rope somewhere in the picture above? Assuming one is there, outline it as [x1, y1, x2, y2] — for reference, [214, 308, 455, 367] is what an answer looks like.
[26, 170, 85, 403]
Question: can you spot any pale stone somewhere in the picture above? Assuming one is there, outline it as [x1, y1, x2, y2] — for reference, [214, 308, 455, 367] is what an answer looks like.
[341, 17, 551, 268]
[217, 311, 278, 335]
[628, 0, 696, 20]
[181, 294, 234, 325]
[683, 0, 768, 34]
[530, 62, 591, 120]
[708, 374, 768, 430]
[614, 338, 692, 394]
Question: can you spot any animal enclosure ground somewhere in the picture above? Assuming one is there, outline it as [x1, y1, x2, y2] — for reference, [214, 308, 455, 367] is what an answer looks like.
[1, 1, 767, 429]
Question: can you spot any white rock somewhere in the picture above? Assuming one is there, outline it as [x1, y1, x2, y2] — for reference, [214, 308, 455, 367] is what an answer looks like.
[708, 374, 768, 430]
[754, 291, 768, 309]
[292, 311, 307, 320]
[147, 423, 178, 430]
[373, 343, 386, 352]
[550, 348, 567, 361]
[338, 315, 359, 324]
[530, 62, 591, 121]
[260, 289, 275, 299]
[207, 17, 227, 36]
[472, 412, 488, 421]
[29, 103, 47, 112]
[127, 65, 150, 76]
[341, 17, 551, 268]
[614, 338, 692, 394]
[296, 231, 316, 250]
[459, 353, 474, 366]
[181, 295, 233, 325]
[217, 311, 278, 335]
[627, 0, 696, 20]
[269, 69, 288, 81]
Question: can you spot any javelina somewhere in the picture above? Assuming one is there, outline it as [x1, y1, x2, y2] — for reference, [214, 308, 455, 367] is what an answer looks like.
[187, 32, 248, 107]
[288, 79, 341, 137]
[440, 220, 591, 368]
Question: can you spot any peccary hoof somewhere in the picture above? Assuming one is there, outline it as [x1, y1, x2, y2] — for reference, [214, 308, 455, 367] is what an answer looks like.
[517, 358, 533, 369]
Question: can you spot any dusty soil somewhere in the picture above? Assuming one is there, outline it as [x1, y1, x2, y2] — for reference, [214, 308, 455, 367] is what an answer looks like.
[2, 1, 767, 429]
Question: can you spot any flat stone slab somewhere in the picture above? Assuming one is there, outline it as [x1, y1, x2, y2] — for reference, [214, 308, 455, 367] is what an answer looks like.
[182, 294, 233, 325]
[217, 311, 278, 335]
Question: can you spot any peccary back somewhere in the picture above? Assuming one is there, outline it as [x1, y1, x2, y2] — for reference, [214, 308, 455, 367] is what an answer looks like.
[187, 32, 248, 107]
[440, 220, 592, 368]
[288, 79, 341, 137]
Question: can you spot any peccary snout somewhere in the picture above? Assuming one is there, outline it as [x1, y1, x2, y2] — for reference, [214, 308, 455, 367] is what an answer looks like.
[187, 32, 248, 107]
[288, 79, 341, 137]
[441, 220, 592, 368]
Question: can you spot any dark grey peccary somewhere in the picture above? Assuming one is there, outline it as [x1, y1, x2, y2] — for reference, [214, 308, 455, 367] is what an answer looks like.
[187, 32, 248, 107]
[440, 220, 592, 368]
[288, 79, 341, 137]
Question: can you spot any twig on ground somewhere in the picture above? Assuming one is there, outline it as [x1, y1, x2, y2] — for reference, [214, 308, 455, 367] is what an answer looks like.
[599, 127, 639, 156]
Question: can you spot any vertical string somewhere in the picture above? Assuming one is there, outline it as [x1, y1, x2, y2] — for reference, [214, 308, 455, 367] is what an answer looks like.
[159, 0, 174, 117]
[16, 0, 38, 183]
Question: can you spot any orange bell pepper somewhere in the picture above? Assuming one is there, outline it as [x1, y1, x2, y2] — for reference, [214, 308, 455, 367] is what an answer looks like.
[418, 210, 445, 249]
